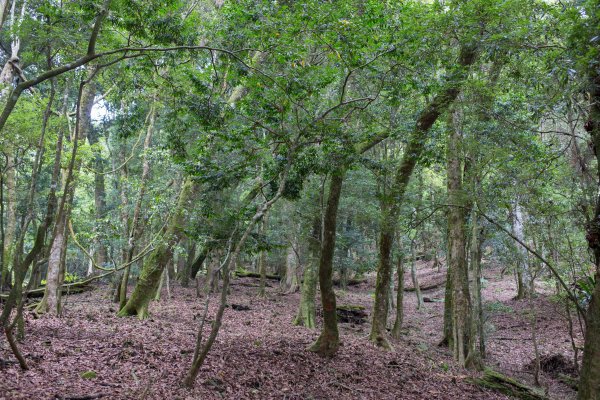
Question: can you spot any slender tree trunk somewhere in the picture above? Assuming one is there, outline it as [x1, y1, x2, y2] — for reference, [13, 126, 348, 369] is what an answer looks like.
[87, 126, 107, 272]
[283, 242, 299, 293]
[470, 206, 486, 359]
[513, 201, 532, 300]
[391, 253, 405, 339]
[1, 154, 16, 290]
[184, 162, 287, 387]
[258, 212, 268, 297]
[410, 241, 424, 310]
[180, 241, 195, 287]
[310, 171, 344, 356]
[294, 215, 320, 328]
[36, 67, 97, 315]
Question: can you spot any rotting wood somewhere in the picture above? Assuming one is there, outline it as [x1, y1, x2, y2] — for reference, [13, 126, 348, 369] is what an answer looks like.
[469, 368, 548, 400]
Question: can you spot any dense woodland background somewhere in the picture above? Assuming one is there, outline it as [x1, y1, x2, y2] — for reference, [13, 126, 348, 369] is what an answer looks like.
[0, 0, 600, 399]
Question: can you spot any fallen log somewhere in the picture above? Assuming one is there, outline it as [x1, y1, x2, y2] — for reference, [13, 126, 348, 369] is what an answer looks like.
[234, 269, 281, 281]
[336, 304, 368, 324]
[0, 281, 94, 299]
[333, 277, 367, 287]
[404, 280, 445, 292]
[470, 369, 548, 400]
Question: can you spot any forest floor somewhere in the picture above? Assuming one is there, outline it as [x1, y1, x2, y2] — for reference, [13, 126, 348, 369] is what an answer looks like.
[0, 261, 582, 400]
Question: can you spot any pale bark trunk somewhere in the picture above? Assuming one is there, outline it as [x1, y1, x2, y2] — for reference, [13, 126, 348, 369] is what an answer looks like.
[1, 154, 16, 289]
[513, 202, 532, 299]
[294, 216, 320, 328]
[37, 66, 97, 315]
[391, 253, 405, 339]
[410, 241, 424, 310]
[470, 206, 485, 359]
[283, 242, 299, 293]
[87, 125, 107, 272]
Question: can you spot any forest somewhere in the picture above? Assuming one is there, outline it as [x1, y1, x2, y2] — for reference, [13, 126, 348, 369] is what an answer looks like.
[0, 0, 599, 399]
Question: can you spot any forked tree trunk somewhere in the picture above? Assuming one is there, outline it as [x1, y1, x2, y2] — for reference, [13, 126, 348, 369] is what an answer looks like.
[369, 44, 477, 349]
[446, 115, 478, 368]
[309, 171, 344, 356]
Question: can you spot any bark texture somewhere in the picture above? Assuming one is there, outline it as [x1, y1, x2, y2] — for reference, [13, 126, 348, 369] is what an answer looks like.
[118, 178, 194, 319]
[580, 46, 600, 400]
[310, 172, 344, 356]
[369, 44, 478, 348]
[294, 216, 320, 328]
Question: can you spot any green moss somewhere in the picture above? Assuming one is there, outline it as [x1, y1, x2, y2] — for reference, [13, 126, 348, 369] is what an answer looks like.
[80, 370, 97, 380]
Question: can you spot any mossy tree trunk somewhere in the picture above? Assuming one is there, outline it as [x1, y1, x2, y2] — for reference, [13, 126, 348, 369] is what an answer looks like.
[369, 44, 477, 349]
[294, 215, 321, 328]
[118, 178, 194, 319]
[310, 171, 344, 356]
[446, 112, 479, 368]
[119, 101, 156, 309]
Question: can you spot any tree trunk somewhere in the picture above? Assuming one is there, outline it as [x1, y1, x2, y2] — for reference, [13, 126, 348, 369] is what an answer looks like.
[258, 212, 268, 297]
[309, 171, 344, 356]
[513, 202, 532, 300]
[119, 102, 156, 308]
[87, 125, 107, 273]
[294, 215, 320, 328]
[470, 206, 486, 359]
[1, 153, 16, 290]
[580, 45, 600, 400]
[283, 242, 299, 293]
[118, 178, 194, 319]
[205, 250, 221, 294]
[36, 67, 97, 315]
[391, 253, 405, 339]
[190, 244, 210, 280]
[410, 241, 424, 310]
[180, 241, 195, 287]
[446, 109, 479, 368]
[369, 44, 478, 349]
